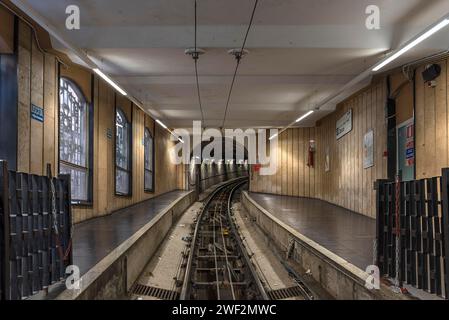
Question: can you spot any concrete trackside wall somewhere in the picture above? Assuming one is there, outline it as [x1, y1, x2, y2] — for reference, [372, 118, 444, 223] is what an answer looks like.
[56, 191, 195, 300]
[241, 191, 407, 300]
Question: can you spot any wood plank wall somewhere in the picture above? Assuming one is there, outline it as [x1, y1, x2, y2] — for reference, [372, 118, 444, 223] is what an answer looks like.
[15, 21, 182, 223]
[0, 6, 14, 54]
[250, 80, 388, 218]
[250, 127, 317, 198]
[17, 20, 58, 175]
[415, 58, 449, 179]
[315, 80, 388, 218]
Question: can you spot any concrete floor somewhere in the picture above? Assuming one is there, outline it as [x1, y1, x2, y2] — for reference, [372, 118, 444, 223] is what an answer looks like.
[249, 192, 376, 270]
[72, 190, 190, 275]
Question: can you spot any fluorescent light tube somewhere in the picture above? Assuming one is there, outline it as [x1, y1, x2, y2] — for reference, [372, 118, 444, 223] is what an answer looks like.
[156, 119, 167, 129]
[93, 68, 127, 95]
[373, 18, 449, 72]
[295, 110, 314, 123]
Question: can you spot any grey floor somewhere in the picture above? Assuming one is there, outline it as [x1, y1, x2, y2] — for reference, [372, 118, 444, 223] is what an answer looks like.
[72, 190, 189, 275]
[249, 192, 376, 270]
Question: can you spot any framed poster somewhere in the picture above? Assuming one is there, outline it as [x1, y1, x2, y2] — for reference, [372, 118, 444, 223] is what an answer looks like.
[325, 146, 330, 172]
[336, 109, 352, 139]
[363, 129, 374, 169]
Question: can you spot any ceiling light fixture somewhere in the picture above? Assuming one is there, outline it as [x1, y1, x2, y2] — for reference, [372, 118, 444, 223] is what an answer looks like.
[93, 68, 127, 96]
[295, 110, 314, 123]
[156, 119, 184, 143]
[373, 18, 449, 72]
[156, 119, 167, 129]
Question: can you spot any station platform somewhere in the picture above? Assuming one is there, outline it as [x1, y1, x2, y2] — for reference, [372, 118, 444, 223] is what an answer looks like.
[73, 190, 191, 275]
[248, 192, 375, 270]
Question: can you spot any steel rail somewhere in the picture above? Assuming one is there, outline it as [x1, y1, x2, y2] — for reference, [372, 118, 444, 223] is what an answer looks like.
[212, 196, 221, 299]
[217, 193, 236, 300]
[179, 177, 247, 300]
[226, 181, 269, 300]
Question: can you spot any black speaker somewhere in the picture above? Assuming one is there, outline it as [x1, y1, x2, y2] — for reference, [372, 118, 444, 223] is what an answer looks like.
[422, 64, 441, 82]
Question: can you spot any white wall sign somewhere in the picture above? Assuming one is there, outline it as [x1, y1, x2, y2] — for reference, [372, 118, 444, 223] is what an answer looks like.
[336, 109, 352, 140]
[363, 129, 374, 169]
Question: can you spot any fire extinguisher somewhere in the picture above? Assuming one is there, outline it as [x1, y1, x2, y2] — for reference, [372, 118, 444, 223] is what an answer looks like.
[307, 140, 316, 168]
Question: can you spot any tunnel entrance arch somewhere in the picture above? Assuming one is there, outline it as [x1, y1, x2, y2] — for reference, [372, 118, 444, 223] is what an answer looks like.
[188, 137, 249, 193]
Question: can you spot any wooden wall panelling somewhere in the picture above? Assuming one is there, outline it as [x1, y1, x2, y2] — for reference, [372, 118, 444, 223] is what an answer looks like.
[348, 99, 354, 212]
[43, 54, 56, 172]
[249, 80, 388, 218]
[17, 20, 31, 173]
[0, 6, 14, 54]
[90, 77, 100, 221]
[415, 67, 425, 179]
[280, 130, 286, 195]
[370, 84, 378, 217]
[298, 128, 304, 196]
[354, 95, 360, 214]
[310, 127, 316, 198]
[366, 89, 372, 216]
[275, 133, 280, 194]
[302, 128, 310, 198]
[13, 21, 180, 223]
[359, 91, 365, 215]
[60, 64, 92, 102]
[435, 60, 447, 178]
[287, 129, 292, 196]
[72, 78, 115, 222]
[292, 127, 298, 197]
[424, 69, 437, 178]
[30, 35, 44, 175]
[444, 59, 449, 170]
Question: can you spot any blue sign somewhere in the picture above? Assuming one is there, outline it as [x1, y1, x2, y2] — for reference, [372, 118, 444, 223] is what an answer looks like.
[31, 104, 44, 122]
[406, 148, 414, 159]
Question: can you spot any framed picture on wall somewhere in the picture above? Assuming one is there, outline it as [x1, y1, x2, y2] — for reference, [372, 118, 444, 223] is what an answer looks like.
[363, 129, 374, 169]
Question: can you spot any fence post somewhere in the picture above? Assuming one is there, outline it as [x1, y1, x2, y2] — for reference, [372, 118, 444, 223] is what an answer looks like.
[441, 168, 449, 299]
[393, 174, 402, 290]
[374, 179, 389, 271]
[0, 160, 11, 300]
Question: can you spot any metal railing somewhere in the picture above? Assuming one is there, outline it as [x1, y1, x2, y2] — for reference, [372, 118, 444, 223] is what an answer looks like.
[0, 160, 73, 300]
[375, 168, 449, 299]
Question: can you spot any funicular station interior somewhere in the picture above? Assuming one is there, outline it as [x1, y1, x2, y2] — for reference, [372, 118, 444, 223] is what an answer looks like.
[2, 0, 449, 302]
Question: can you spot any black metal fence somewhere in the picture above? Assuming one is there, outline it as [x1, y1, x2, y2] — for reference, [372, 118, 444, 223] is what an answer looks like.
[375, 169, 449, 299]
[0, 160, 73, 300]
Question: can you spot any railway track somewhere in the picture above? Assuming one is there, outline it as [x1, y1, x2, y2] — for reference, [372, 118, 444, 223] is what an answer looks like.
[129, 178, 317, 300]
[180, 179, 268, 300]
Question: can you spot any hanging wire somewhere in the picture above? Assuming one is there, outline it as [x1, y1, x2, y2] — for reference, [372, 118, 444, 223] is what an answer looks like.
[221, 0, 259, 128]
[194, 0, 205, 125]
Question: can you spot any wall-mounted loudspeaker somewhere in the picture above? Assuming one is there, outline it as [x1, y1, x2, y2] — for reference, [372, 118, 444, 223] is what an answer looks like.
[422, 64, 441, 82]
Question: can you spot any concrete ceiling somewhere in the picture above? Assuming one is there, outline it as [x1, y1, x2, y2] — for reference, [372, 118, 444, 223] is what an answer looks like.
[20, 0, 449, 128]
